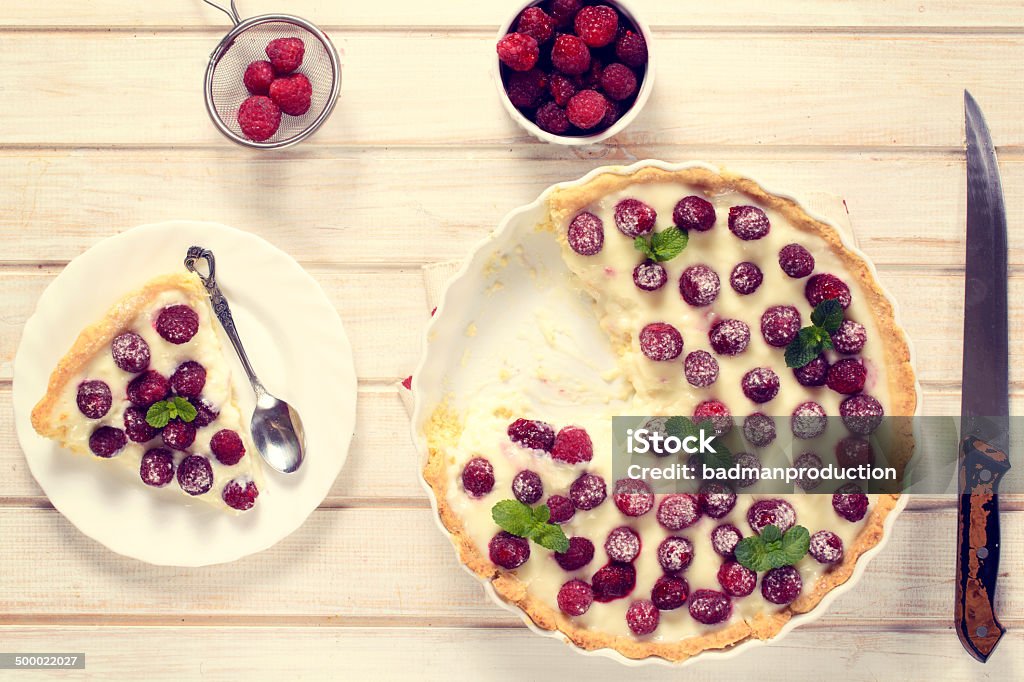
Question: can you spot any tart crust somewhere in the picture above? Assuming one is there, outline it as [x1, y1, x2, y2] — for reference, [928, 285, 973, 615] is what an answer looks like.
[422, 166, 917, 662]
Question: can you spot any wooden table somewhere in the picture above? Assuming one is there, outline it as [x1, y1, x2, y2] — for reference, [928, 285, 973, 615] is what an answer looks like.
[1, 1, 1021, 679]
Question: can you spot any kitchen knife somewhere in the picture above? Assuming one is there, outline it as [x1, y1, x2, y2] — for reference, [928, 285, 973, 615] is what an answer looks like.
[955, 90, 1010, 663]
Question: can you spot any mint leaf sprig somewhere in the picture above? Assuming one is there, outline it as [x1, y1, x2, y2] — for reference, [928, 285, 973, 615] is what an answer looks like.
[664, 416, 733, 470]
[492, 500, 570, 553]
[634, 226, 688, 263]
[146, 396, 198, 428]
[784, 299, 845, 368]
[735, 524, 810, 572]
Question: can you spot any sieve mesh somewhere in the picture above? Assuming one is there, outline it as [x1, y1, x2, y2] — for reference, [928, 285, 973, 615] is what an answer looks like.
[206, 17, 340, 148]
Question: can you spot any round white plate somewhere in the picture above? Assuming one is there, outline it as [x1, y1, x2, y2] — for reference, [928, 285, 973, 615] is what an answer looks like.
[12, 221, 357, 567]
[412, 160, 920, 666]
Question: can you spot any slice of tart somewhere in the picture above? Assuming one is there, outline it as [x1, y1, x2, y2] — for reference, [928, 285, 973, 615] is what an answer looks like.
[32, 272, 262, 513]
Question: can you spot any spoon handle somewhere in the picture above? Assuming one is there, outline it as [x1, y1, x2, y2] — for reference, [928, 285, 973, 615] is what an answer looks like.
[184, 246, 267, 398]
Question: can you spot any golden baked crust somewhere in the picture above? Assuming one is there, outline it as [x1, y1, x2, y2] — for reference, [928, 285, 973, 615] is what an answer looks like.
[422, 166, 917, 663]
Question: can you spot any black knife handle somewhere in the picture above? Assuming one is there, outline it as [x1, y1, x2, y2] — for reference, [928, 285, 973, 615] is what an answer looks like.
[955, 437, 1010, 662]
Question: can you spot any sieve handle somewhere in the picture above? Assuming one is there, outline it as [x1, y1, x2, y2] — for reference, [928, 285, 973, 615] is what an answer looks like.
[202, 0, 241, 25]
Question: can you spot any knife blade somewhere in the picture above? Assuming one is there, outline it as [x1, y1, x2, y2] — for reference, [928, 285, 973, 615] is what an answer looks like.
[955, 90, 1010, 663]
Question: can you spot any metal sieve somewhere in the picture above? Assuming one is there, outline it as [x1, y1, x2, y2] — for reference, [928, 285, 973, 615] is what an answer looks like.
[202, 0, 341, 149]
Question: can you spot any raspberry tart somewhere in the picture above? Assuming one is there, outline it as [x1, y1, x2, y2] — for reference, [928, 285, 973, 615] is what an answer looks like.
[31, 272, 262, 513]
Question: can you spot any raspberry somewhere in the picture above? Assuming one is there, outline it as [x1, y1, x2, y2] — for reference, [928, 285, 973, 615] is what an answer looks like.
[210, 429, 246, 466]
[516, 7, 555, 43]
[792, 401, 827, 439]
[741, 367, 780, 404]
[793, 353, 829, 387]
[550, 0, 583, 27]
[567, 211, 604, 255]
[717, 561, 757, 597]
[489, 531, 531, 569]
[237, 95, 281, 142]
[762, 566, 803, 604]
[89, 426, 126, 458]
[599, 63, 637, 101]
[111, 332, 150, 372]
[508, 418, 556, 452]
[742, 413, 776, 447]
[555, 536, 595, 571]
[778, 243, 815, 278]
[730, 261, 763, 295]
[155, 304, 199, 344]
[512, 470, 544, 504]
[551, 34, 591, 75]
[639, 322, 683, 361]
[162, 419, 197, 451]
[535, 102, 570, 134]
[177, 454, 213, 496]
[558, 579, 594, 616]
[123, 405, 158, 443]
[656, 493, 701, 530]
[809, 530, 844, 564]
[626, 599, 659, 635]
[673, 195, 716, 231]
[684, 350, 719, 387]
[127, 370, 169, 407]
[657, 536, 694, 573]
[693, 399, 733, 436]
[833, 320, 867, 354]
[747, 499, 796, 534]
[827, 358, 867, 395]
[497, 32, 539, 72]
[840, 394, 884, 435]
[170, 361, 206, 397]
[805, 273, 852, 308]
[566, 89, 608, 129]
[836, 436, 874, 470]
[548, 73, 577, 107]
[760, 305, 801, 347]
[613, 198, 656, 237]
[188, 397, 218, 428]
[728, 205, 771, 240]
[598, 99, 621, 128]
[651, 575, 689, 611]
[547, 494, 575, 523]
[733, 452, 762, 488]
[575, 5, 618, 47]
[552, 426, 594, 464]
[688, 589, 732, 625]
[615, 29, 648, 68]
[711, 524, 743, 558]
[269, 73, 312, 116]
[505, 68, 547, 109]
[612, 478, 654, 517]
[604, 526, 641, 562]
[679, 264, 720, 306]
[265, 37, 305, 74]
[76, 380, 112, 419]
[794, 452, 824, 490]
[709, 319, 750, 356]
[698, 482, 737, 519]
[461, 457, 495, 497]
[579, 55, 604, 89]
[833, 483, 869, 521]
[591, 561, 636, 602]
[140, 448, 175, 487]
[223, 478, 259, 511]
[569, 472, 606, 510]
[633, 260, 667, 291]
[243, 60, 276, 95]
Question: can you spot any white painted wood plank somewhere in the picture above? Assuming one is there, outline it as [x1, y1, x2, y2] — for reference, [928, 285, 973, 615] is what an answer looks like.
[0, 625, 1018, 682]
[0, 508, 1019, 624]
[0, 33, 1021, 147]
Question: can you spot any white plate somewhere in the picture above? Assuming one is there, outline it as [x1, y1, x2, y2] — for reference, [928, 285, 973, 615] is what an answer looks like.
[412, 160, 921, 666]
[12, 221, 357, 567]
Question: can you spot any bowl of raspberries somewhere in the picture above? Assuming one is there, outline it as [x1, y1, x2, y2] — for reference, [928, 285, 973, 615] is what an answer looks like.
[494, 0, 653, 145]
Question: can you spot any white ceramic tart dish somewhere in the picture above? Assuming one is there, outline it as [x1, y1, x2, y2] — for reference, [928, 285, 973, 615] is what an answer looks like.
[413, 161, 920, 665]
